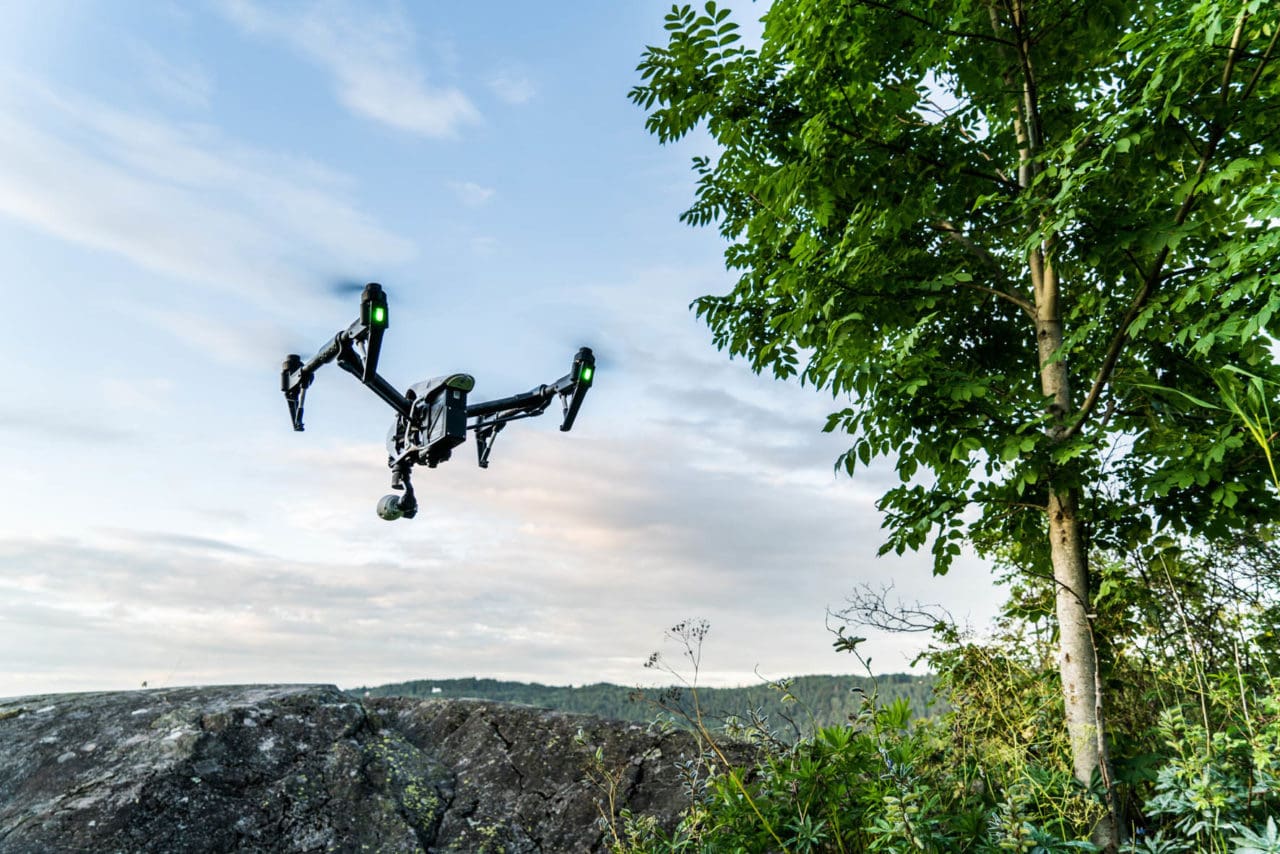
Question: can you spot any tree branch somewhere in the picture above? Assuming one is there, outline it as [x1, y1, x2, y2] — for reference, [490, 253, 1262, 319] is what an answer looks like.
[826, 117, 1021, 191]
[1121, 248, 1149, 281]
[960, 281, 1037, 315]
[1220, 8, 1251, 103]
[1062, 7, 1257, 440]
[832, 583, 957, 634]
[932, 220, 1036, 316]
[852, 0, 1017, 46]
[1240, 14, 1280, 103]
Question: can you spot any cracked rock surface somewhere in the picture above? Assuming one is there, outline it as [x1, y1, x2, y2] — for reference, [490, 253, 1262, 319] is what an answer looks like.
[0, 685, 713, 853]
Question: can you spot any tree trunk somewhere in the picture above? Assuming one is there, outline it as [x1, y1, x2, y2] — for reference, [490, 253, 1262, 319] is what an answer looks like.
[1046, 487, 1118, 850]
[1046, 489, 1094, 781]
[1000, 1, 1120, 844]
[1036, 260, 1120, 850]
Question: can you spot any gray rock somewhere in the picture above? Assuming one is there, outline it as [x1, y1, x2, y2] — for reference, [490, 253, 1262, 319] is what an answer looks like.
[0, 685, 719, 853]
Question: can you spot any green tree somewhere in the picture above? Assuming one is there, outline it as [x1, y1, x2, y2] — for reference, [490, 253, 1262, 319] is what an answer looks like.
[632, 0, 1280, 846]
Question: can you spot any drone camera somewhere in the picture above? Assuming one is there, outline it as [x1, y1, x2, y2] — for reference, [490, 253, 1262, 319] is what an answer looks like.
[376, 494, 404, 520]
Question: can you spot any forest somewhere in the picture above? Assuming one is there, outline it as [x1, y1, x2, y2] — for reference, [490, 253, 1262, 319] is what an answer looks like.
[352, 672, 939, 732]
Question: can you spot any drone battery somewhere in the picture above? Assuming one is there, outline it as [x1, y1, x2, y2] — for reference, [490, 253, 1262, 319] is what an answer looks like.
[404, 373, 473, 466]
[424, 388, 467, 448]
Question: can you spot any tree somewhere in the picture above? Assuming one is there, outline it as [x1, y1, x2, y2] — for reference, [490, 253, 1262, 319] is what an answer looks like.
[632, 0, 1280, 846]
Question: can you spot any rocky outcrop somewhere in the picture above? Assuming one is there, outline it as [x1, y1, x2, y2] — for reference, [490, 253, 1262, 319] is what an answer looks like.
[0, 684, 718, 853]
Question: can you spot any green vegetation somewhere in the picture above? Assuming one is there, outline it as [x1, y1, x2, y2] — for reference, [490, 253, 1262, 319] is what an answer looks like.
[595, 583, 1280, 853]
[631, 0, 1280, 848]
[362, 3, 1280, 849]
[351, 672, 938, 733]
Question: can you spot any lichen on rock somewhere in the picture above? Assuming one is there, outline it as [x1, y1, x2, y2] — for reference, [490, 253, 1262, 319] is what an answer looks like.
[0, 684, 711, 853]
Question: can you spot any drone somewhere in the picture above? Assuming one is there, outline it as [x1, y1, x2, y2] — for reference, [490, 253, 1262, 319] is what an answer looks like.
[281, 283, 595, 520]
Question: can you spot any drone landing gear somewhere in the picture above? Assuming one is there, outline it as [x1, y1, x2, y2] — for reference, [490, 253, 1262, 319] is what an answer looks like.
[474, 419, 506, 469]
[377, 465, 419, 521]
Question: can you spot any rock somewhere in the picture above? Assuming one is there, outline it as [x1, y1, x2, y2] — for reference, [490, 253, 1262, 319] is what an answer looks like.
[0, 685, 720, 853]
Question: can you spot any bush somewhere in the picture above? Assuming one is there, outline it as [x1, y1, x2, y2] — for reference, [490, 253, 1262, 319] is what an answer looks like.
[604, 553, 1280, 854]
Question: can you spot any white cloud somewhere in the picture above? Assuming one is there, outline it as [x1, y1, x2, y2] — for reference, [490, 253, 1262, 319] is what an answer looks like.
[0, 75, 414, 304]
[0, 408, 135, 446]
[449, 180, 495, 207]
[0, 1, 1003, 701]
[487, 70, 535, 105]
[0, 260, 1003, 695]
[222, 0, 480, 138]
[131, 41, 214, 110]
[99, 378, 176, 415]
[138, 306, 295, 369]
[0, 411, 996, 695]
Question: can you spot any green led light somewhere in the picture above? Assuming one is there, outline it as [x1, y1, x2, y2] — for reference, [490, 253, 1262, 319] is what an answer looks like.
[580, 365, 594, 383]
[372, 305, 387, 325]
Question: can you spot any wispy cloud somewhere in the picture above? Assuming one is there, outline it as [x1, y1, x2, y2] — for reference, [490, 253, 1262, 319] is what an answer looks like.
[0, 75, 414, 304]
[98, 378, 176, 416]
[0, 407, 993, 696]
[449, 180, 495, 207]
[138, 306, 296, 369]
[487, 69, 535, 105]
[222, 0, 480, 138]
[130, 41, 214, 110]
[0, 259, 999, 695]
[0, 408, 136, 445]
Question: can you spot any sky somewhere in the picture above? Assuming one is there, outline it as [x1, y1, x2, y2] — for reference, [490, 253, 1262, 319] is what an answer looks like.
[0, 0, 1002, 698]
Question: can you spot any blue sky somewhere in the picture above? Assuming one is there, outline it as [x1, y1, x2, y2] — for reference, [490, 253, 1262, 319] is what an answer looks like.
[0, 1, 999, 697]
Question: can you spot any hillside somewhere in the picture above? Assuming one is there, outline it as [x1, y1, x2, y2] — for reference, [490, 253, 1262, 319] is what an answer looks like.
[350, 673, 940, 735]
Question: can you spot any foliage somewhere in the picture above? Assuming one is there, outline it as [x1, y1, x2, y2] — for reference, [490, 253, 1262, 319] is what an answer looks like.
[601, 605, 1279, 854]
[1133, 698, 1280, 853]
[633, 1, 1280, 836]
[613, 625, 1106, 853]
[631, 0, 1280, 570]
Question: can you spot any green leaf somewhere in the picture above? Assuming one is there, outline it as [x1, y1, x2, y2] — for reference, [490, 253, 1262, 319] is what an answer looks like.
[636, 0, 1280, 783]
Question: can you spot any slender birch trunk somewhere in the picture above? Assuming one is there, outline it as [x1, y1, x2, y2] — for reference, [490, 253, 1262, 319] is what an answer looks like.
[1032, 251, 1102, 783]
[1035, 256, 1120, 851]
[1007, 0, 1119, 844]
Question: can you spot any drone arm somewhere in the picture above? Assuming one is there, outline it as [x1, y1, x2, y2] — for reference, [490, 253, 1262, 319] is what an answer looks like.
[282, 284, 401, 430]
[334, 353, 411, 417]
[464, 388, 553, 469]
[283, 331, 409, 429]
[281, 333, 348, 431]
[281, 354, 308, 430]
[281, 332, 360, 430]
[558, 347, 594, 431]
[465, 386, 556, 420]
[307, 332, 343, 374]
[462, 347, 594, 466]
[365, 371, 411, 418]
[465, 347, 594, 428]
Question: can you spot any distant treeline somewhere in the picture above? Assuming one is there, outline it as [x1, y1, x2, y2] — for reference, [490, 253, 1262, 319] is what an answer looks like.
[351, 673, 940, 735]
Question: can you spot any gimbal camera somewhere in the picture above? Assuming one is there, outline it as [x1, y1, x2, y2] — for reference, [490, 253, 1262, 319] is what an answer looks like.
[281, 283, 595, 520]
